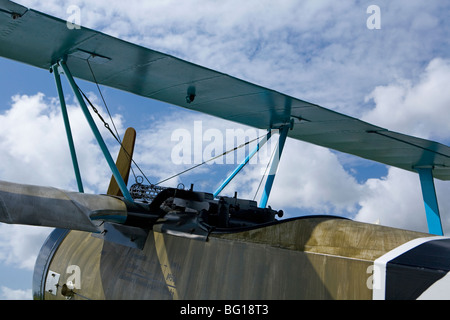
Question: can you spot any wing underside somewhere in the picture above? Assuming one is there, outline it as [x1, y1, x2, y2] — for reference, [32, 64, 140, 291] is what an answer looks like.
[0, 1, 449, 180]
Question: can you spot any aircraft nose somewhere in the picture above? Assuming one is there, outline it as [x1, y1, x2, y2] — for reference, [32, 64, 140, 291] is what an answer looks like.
[32, 229, 69, 300]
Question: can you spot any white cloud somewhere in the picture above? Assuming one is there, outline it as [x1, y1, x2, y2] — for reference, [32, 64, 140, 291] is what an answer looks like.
[0, 286, 32, 300]
[0, 225, 52, 270]
[355, 168, 426, 232]
[269, 140, 363, 215]
[219, 138, 363, 217]
[16, 0, 449, 115]
[355, 167, 450, 234]
[362, 58, 450, 141]
[132, 109, 270, 189]
[0, 92, 124, 192]
[0, 92, 123, 274]
[353, 58, 450, 233]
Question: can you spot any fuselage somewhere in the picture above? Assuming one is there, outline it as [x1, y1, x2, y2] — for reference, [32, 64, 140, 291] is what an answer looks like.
[33, 215, 450, 300]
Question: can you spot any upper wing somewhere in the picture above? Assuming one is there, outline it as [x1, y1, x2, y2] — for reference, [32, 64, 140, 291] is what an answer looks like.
[1, 1, 449, 180]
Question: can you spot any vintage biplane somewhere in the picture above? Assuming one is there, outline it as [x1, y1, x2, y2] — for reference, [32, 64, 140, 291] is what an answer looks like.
[1, 0, 450, 300]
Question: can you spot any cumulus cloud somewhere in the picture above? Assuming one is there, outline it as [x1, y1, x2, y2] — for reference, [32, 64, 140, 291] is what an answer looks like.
[132, 109, 273, 191]
[0, 225, 52, 270]
[268, 140, 363, 215]
[355, 58, 450, 233]
[16, 0, 450, 114]
[355, 168, 427, 231]
[0, 92, 124, 192]
[362, 58, 450, 141]
[0, 92, 124, 272]
[355, 167, 450, 234]
[0, 286, 32, 300]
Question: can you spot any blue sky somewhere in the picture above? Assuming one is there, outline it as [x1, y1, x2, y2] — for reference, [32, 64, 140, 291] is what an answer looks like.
[0, 0, 450, 299]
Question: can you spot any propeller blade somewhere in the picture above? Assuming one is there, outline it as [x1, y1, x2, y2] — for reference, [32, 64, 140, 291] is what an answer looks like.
[107, 127, 136, 197]
[0, 180, 127, 232]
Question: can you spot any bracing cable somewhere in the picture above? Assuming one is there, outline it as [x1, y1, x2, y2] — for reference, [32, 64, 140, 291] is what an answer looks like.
[82, 58, 268, 190]
[77, 84, 153, 186]
[154, 134, 267, 186]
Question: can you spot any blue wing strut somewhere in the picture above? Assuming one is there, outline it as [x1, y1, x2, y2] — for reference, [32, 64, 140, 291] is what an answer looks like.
[55, 60, 134, 202]
[417, 168, 443, 235]
[52, 64, 84, 193]
[214, 123, 291, 209]
[213, 130, 272, 198]
[259, 125, 290, 208]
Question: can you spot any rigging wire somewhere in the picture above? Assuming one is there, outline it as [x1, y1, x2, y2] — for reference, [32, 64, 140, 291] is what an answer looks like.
[77, 83, 153, 186]
[154, 134, 267, 186]
[86, 58, 121, 144]
[77, 83, 266, 190]
[85, 58, 144, 183]
[83, 58, 154, 185]
[82, 58, 269, 191]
